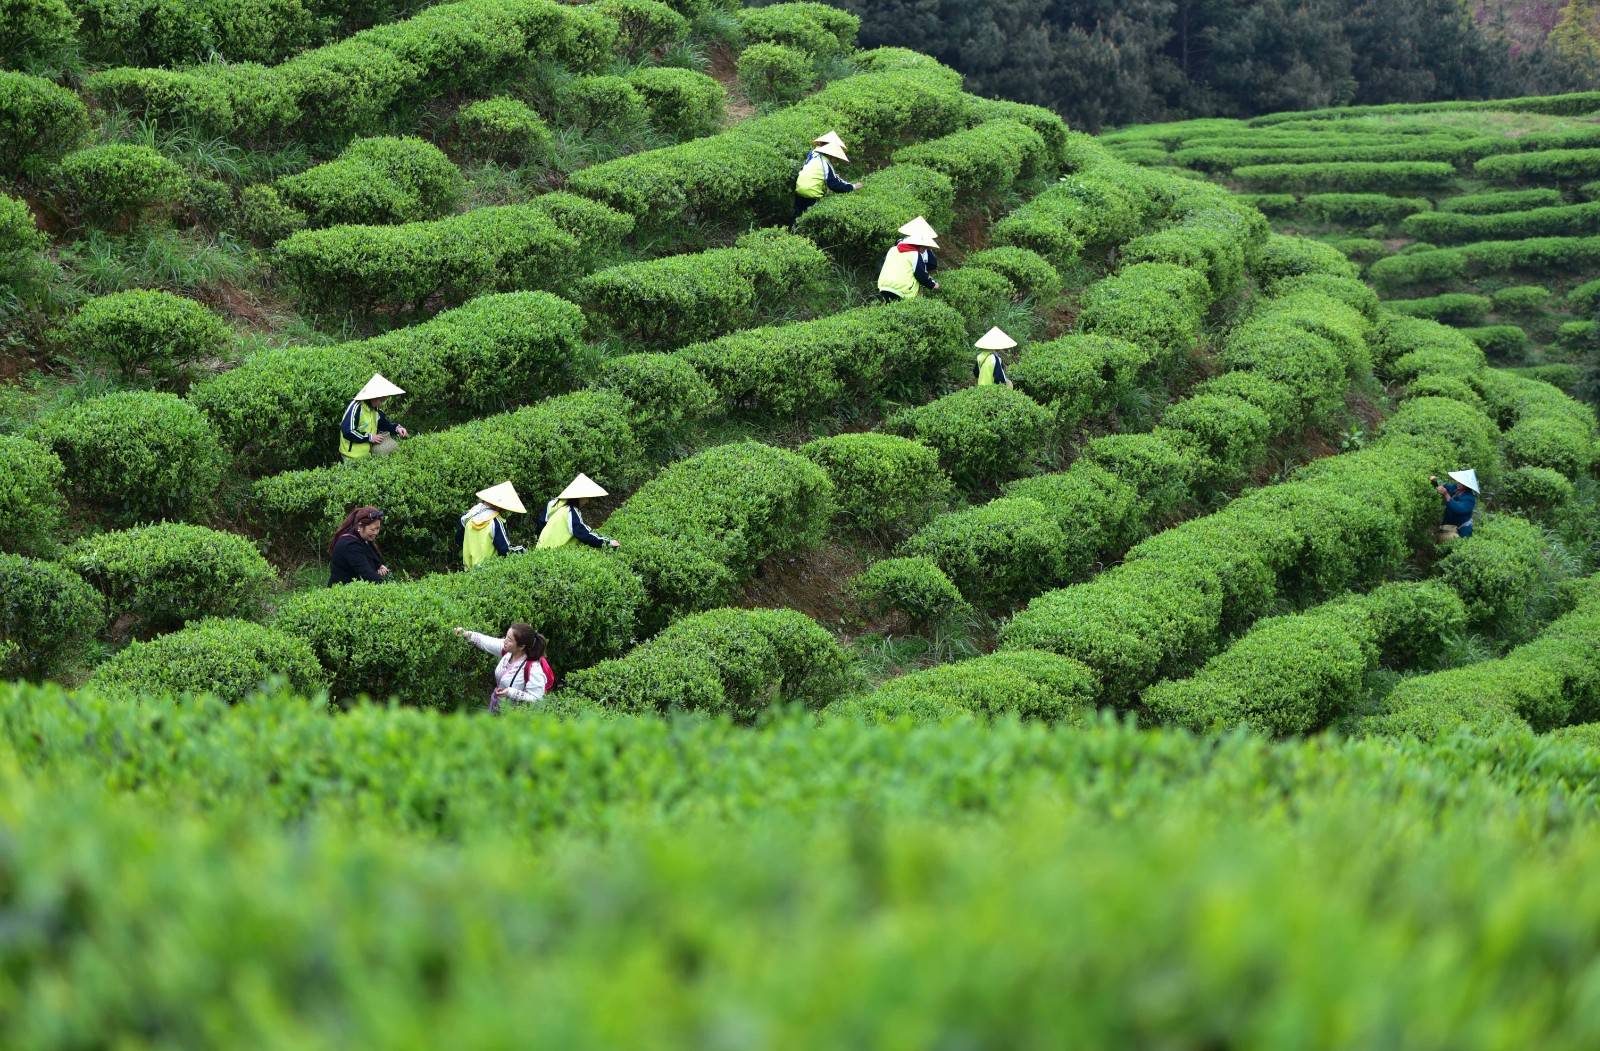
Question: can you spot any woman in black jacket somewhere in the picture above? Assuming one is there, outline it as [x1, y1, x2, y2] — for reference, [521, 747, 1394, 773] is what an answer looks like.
[328, 506, 389, 585]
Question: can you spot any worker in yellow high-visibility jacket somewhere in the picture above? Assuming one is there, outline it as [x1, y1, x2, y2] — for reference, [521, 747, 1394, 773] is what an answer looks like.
[339, 373, 409, 460]
[794, 131, 859, 224]
[973, 327, 1016, 389]
[877, 216, 939, 302]
[535, 473, 619, 550]
[457, 481, 527, 569]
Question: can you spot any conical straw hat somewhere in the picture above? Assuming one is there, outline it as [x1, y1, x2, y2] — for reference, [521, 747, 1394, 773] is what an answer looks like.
[354, 373, 405, 401]
[476, 480, 526, 514]
[1447, 469, 1480, 493]
[813, 130, 844, 147]
[974, 327, 1018, 351]
[815, 140, 849, 162]
[898, 216, 939, 247]
[557, 473, 608, 501]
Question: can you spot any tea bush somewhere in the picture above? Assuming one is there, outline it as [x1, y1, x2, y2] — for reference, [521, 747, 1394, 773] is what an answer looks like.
[1436, 514, 1558, 633]
[959, 246, 1061, 303]
[885, 385, 1052, 492]
[676, 297, 964, 419]
[58, 290, 230, 387]
[0, 193, 44, 262]
[89, 618, 328, 703]
[565, 607, 850, 716]
[555, 75, 648, 136]
[1498, 466, 1575, 521]
[1459, 324, 1529, 362]
[0, 0, 76, 70]
[627, 67, 724, 140]
[579, 228, 827, 345]
[0, 554, 104, 679]
[1252, 233, 1360, 285]
[794, 163, 953, 266]
[607, 442, 834, 628]
[735, 2, 857, 57]
[33, 391, 227, 526]
[1007, 334, 1149, 432]
[593, 0, 688, 58]
[65, 524, 277, 633]
[1074, 262, 1210, 371]
[255, 390, 644, 568]
[1300, 193, 1430, 225]
[592, 353, 718, 451]
[1492, 285, 1553, 313]
[798, 432, 951, 537]
[0, 434, 66, 557]
[1368, 236, 1600, 289]
[54, 145, 188, 228]
[1475, 148, 1600, 183]
[1402, 201, 1600, 244]
[1438, 188, 1565, 214]
[1383, 292, 1492, 325]
[273, 193, 633, 315]
[892, 119, 1047, 200]
[191, 292, 587, 474]
[836, 650, 1096, 723]
[847, 556, 970, 627]
[1231, 161, 1455, 192]
[990, 167, 1165, 269]
[737, 42, 812, 105]
[276, 136, 463, 228]
[455, 97, 552, 165]
[0, 70, 89, 178]
[901, 497, 1069, 612]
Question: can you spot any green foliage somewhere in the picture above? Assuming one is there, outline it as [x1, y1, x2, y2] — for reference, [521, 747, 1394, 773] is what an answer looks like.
[892, 119, 1046, 200]
[234, 184, 307, 245]
[256, 391, 643, 569]
[1368, 236, 1600, 289]
[592, 0, 688, 58]
[192, 292, 584, 475]
[1503, 414, 1598, 478]
[1300, 193, 1430, 225]
[54, 145, 188, 228]
[934, 265, 1015, 333]
[607, 442, 833, 629]
[591, 352, 717, 450]
[1010, 334, 1150, 433]
[32, 391, 227, 525]
[837, 650, 1095, 723]
[0, 0, 77, 71]
[848, 556, 970, 627]
[1557, 320, 1599, 352]
[1270, 273, 1379, 319]
[1232, 161, 1455, 193]
[735, 2, 856, 57]
[579, 228, 827, 346]
[1499, 466, 1575, 522]
[89, 618, 328, 703]
[0, 192, 44, 261]
[885, 385, 1052, 492]
[1475, 148, 1600, 183]
[1436, 515, 1560, 634]
[569, 69, 966, 226]
[455, 97, 552, 166]
[556, 74, 648, 135]
[1160, 393, 1273, 487]
[799, 432, 951, 538]
[1438, 188, 1565, 215]
[84, 0, 616, 144]
[1380, 397, 1502, 483]
[1567, 277, 1600, 312]
[901, 497, 1067, 612]
[0, 433, 65, 557]
[272, 193, 633, 317]
[795, 163, 952, 266]
[1253, 233, 1360, 286]
[275, 136, 463, 228]
[960, 246, 1061, 303]
[0, 553, 104, 679]
[736, 42, 813, 105]
[57, 289, 230, 388]
[1402, 201, 1600, 244]
[1458, 324, 1529, 363]
[0, 70, 89, 178]
[1383, 292, 1492, 325]
[676, 297, 964, 419]
[1075, 262, 1210, 370]
[65, 523, 276, 633]
[567, 607, 850, 717]
[627, 66, 724, 140]
[990, 166, 1165, 270]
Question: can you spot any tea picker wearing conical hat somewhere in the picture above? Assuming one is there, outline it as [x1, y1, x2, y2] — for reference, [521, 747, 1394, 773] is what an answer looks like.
[877, 216, 940, 303]
[1430, 468, 1479, 541]
[536, 473, 620, 550]
[339, 373, 410, 461]
[458, 481, 527, 569]
[974, 327, 1016, 389]
[794, 131, 860, 224]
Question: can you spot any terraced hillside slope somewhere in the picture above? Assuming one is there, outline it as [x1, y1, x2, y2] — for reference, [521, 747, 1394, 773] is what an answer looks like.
[5, 3, 1600, 1042]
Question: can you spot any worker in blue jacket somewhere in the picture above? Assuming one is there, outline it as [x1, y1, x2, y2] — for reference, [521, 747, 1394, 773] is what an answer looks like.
[794, 132, 859, 223]
[1431, 469, 1479, 540]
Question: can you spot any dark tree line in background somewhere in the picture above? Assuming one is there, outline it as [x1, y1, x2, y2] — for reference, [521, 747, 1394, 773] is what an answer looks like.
[813, 0, 1597, 129]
